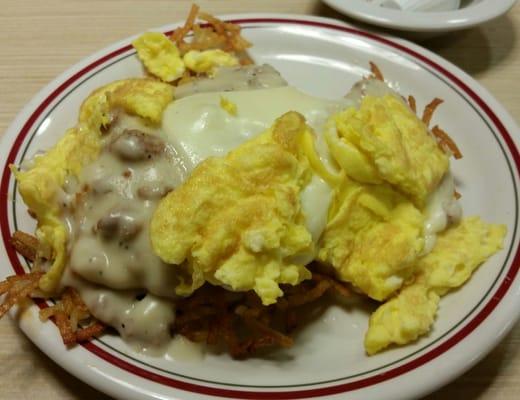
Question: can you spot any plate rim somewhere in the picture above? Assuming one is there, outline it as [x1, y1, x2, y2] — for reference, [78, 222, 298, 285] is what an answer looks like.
[1, 13, 520, 400]
[321, 0, 518, 32]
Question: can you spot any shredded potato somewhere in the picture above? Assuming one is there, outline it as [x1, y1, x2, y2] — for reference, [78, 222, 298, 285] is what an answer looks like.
[173, 272, 350, 358]
[2, 231, 104, 345]
[10, 231, 39, 261]
[422, 98, 444, 126]
[408, 95, 417, 114]
[171, 4, 200, 44]
[370, 62, 384, 81]
[0, 269, 104, 345]
[171, 4, 252, 62]
[40, 287, 105, 346]
[432, 125, 463, 159]
[0, 271, 43, 318]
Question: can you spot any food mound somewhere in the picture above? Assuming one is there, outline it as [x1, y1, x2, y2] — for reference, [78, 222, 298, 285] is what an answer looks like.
[0, 6, 506, 359]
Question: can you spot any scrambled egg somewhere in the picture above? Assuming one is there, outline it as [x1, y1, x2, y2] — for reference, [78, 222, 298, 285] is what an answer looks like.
[364, 216, 506, 355]
[320, 93, 505, 353]
[184, 49, 239, 76]
[318, 179, 424, 301]
[132, 32, 185, 82]
[132, 33, 239, 81]
[151, 112, 316, 305]
[318, 93, 445, 301]
[13, 79, 173, 292]
[220, 96, 238, 116]
[106, 79, 174, 124]
[326, 94, 449, 206]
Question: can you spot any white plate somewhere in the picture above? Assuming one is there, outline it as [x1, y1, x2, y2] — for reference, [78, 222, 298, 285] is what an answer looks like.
[322, 0, 517, 34]
[1, 14, 520, 400]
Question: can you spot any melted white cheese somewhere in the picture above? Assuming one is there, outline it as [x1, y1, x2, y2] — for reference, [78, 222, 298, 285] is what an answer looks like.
[163, 86, 344, 169]
[423, 172, 462, 254]
[301, 175, 333, 244]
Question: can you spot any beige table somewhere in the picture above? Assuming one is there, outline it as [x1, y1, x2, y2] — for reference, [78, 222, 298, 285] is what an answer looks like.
[1, 1, 519, 399]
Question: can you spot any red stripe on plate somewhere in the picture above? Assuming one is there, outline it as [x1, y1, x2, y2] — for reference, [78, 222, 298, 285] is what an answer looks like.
[1, 18, 519, 399]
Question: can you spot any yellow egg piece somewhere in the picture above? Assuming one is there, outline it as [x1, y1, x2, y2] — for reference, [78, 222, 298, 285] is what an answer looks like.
[150, 112, 315, 305]
[12, 126, 95, 293]
[132, 32, 185, 82]
[108, 79, 174, 124]
[419, 216, 506, 295]
[364, 284, 439, 355]
[220, 96, 238, 116]
[183, 49, 239, 76]
[319, 178, 425, 301]
[365, 216, 506, 355]
[328, 94, 449, 206]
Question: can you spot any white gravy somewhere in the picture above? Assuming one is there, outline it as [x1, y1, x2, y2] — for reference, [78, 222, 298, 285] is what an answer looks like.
[61, 268, 175, 347]
[64, 114, 188, 298]
[423, 172, 462, 254]
[58, 113, 190, 349]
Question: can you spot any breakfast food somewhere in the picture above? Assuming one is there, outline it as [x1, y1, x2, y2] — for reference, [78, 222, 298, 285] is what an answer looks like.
[0, 6, 506, 359]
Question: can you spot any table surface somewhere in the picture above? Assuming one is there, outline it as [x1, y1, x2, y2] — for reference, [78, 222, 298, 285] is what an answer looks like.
[1, 1, 519, 399]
